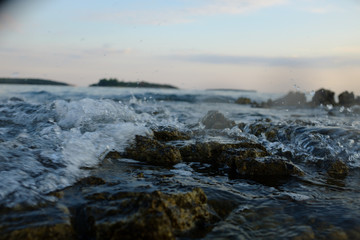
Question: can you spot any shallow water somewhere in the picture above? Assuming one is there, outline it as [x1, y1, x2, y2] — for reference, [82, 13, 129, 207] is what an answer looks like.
[0, 85, 360, 239]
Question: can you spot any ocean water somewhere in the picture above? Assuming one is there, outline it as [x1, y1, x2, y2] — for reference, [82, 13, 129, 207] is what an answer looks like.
[1, 85, 360, 239]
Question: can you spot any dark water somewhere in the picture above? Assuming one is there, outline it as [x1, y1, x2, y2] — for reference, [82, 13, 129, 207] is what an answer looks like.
[0, 85, 360, 239]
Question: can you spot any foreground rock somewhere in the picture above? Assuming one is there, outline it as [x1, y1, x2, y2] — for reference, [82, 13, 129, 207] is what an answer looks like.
[122, 135, 182, 166]
[201, 110, 235, 129]
[1, 224, 75, 240]
[86, 188, 213, 240]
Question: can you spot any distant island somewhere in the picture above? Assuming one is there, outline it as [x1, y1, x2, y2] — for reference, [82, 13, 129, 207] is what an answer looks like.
[0, 78, 70, 86]
[90, 78, 178, 89]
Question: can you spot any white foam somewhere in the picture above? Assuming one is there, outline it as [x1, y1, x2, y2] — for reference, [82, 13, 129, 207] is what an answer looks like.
[0, 98, 153, 206]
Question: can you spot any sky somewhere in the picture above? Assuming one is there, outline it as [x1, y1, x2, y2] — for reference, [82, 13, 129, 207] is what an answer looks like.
[0, 0, 360, 94]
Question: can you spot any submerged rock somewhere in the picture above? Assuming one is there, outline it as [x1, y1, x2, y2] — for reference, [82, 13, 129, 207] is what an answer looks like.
[78, 176, 106, 186]
[201, 110, 235, 129]
[235, 97, 252, 105]
[326, 159, 349, 178]
[311, 88, 335, 106]
[124, 135, 182, 166]
[89, 188, 213, 240]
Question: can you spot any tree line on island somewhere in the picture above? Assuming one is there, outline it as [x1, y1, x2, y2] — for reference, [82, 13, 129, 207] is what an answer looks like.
[0, 78, 70, 86]
[89, 78, 178, 89]
[0, 77, 178, 89]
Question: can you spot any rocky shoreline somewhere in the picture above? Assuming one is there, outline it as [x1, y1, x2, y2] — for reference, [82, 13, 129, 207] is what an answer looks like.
[1, 107, 358, 240]
[236, 88, 360, 108]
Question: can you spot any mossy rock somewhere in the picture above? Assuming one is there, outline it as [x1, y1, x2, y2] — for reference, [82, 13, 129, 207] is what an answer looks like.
[153, 129, 191, 141]
[91, 188, 213, 240]
[124, 135, 182, 166]
[227, 156, 304, 178]
[326, 159, 349, 178]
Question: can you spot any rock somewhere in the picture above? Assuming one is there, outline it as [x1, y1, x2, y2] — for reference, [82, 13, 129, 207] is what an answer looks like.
[0, 224, 75, 240]
[201, 110, 235, 129]
[338, 91, 355, 106]
[91, 188, 213, 240]
[124, 135, 182, 166]
[272, 91, 307, 107]
[78, 176, 106, 186]
[180, 142, 268, 166]
[356, 96, 360, 105]
[311, 88, 336, 106]
[180, 142, 222, 164]
[326, 159, 349, 178]
[153, 129, 190, 141]
[225, 156, 304, 178]
[235, 97, 252, 105]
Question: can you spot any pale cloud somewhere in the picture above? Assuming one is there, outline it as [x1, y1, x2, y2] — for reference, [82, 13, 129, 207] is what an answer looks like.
[188, 0, 287, 15]
[169, 54, 360, 68]
[85, 0, 287, 25]
[301, 5, 338, 14]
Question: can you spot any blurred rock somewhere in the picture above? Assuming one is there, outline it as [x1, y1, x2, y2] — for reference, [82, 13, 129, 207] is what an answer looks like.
[272, 91, 307, 107]
[235, 97, 252, 105]
[338, 91, 355, 106]
[201, 110, 235, 129]
[311, 88, 335, 106]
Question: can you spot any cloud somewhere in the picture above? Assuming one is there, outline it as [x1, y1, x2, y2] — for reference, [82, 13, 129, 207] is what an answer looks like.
[168, 54, 360, 68]
[188, 0, 287, 16]
[85, 0, 287, 26]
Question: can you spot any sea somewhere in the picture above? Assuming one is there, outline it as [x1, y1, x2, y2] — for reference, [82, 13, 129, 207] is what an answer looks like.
[1, 84, 360, 239]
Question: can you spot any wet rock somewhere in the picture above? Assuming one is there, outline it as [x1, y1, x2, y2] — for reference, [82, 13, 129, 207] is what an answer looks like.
[272, 91, 307, 107]
[311, 88, 336, 106]
[153, 129, 191, 141]
[78, 176, 106, 186]
[124, 135, 182, 166]
[338, 91, 355, 106]
[201, 110, 235, 129]
[104, 151, 122, 159]
[326, 159, 349, 178]
[0, 223, 75, 240]
[235, 97, 252, 105]
[90, 188, 213, 240]
[180, 141, 268, 166]
[226, 156, 304, 178]
[180, 142, 222, 164]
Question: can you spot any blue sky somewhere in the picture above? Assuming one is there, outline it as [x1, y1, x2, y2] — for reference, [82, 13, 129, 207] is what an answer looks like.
[1, 0, 360, 93]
